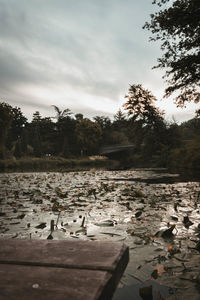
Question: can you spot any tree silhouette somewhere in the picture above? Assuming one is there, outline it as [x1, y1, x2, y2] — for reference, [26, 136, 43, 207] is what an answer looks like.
[123, 84, 166, 159]
[75, 118, 102, 155]
[51, 105, 72, 121]
[144, 0, 200, 106]
[0, 102, 13, 158]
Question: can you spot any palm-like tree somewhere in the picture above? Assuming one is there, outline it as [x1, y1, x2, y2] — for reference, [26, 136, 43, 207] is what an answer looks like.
[51, 105, 72, 122]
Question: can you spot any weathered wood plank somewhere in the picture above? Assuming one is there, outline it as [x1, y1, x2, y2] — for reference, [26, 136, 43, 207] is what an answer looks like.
[0, 239, 129, 272]
[0, 264, 112, 300]
[0, 239, 129, 299]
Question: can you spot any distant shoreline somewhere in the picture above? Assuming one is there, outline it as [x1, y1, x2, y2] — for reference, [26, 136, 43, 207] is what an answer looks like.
[0, 156, 116, 173]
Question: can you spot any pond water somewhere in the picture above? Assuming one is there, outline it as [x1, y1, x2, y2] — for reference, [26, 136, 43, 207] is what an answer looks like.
[0, 169, 200, 299]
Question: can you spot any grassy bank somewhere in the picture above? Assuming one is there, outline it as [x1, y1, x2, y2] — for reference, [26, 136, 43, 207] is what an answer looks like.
[0, 156, 114, 172]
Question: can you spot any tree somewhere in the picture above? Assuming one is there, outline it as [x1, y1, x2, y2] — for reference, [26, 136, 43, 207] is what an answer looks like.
[10, 107, 27, 139]
[93, 116, 112, 146]
[20, 128, 29, 155]
[144, 0, 200, 106]
[123, 84, 167, 159]
[32, 126, 42, 157]
[0, 102, 27, 158]
[93, 116, 111, 130]
[7, 106, 27, 150]
[14, 138, 22, 158]
[51, 106, 76, 156]
[75, 113, 84, 122]
[37, 117, 56, 155]
[32, 111, 42, 123]
[0, 102, 13, 158]
[29, 113, 57, 156]
[114, 109, 126, 123]
[196, 109, 200, 118]
[123, 84, 164, 128]
[75, 118, 102, 155]
[30, 111, 42, 157]
[52, 105, 72, 121]
[58, 117, 77, 157]
[113, 109, 127, 130]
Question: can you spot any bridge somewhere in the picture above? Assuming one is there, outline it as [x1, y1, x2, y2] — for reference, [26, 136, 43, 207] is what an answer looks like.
[99, 144, 134, 155]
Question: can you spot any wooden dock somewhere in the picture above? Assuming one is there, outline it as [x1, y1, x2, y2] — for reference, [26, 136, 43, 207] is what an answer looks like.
[0, 239, 129, 300]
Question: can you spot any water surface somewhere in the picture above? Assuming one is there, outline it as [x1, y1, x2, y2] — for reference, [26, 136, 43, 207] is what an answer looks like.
[0, 169, 199, 299]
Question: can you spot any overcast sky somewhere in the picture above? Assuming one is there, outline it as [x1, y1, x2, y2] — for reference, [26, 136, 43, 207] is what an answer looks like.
[0, 0, 198, 122]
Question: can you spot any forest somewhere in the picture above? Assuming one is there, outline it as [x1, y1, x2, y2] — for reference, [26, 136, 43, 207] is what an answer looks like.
[0, 83, 200, 171]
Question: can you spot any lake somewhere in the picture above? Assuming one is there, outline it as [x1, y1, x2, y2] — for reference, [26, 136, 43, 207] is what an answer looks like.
[0, 169, 200, 299]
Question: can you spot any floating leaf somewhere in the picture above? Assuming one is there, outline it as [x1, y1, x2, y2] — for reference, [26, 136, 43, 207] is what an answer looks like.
[135, 210, 143, 218]
[17, 213, 25, 219]
[35, 222, 46, 229]
[183, 216, 193, 228]
[174, 202, 178, 212]
[170, 215, 178, 221]
[94, 219, 114, 227]
[155, 224, 176, 238]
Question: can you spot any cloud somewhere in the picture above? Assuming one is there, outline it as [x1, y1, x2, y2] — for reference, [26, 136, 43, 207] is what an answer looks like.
[0, 0, 196, 122]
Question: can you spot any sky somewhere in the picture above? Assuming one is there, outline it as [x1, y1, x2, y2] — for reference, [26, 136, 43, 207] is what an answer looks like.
[0, 0, 198, 122]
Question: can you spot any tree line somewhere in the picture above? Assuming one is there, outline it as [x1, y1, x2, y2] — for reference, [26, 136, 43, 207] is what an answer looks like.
[0, 83, 200, 169]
